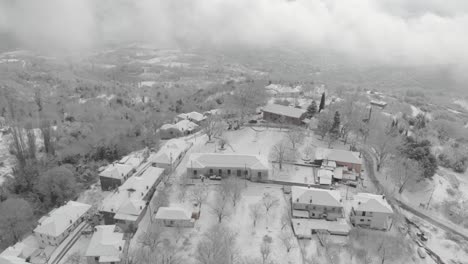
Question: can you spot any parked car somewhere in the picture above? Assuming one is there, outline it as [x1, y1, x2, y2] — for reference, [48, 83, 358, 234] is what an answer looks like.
[248, 119, 258, 124]
[209, 175, 222, 181]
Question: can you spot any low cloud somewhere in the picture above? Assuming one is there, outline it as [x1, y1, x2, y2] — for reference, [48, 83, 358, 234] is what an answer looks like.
[1, 0, 468, 68]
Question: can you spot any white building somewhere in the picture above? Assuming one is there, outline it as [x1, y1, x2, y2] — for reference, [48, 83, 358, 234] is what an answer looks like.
[154, 207, 195, 228]
[34, 201, 91, 248]
[100, 167, 165, 231]
[350, 193, 394, 230]
[187, 153, 269, 181]
[176, 111, 206, 123]
[291, 186, 344, 221]
[148, 139, 192, 172]
[85, 225, 125, 264]
[99, 163, 134, 191]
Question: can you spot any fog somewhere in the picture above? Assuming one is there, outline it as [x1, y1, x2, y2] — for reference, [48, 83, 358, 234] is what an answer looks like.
[1, 0, 468, 67]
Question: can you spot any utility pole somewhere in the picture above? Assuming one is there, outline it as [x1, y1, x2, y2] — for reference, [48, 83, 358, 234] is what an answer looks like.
[426, 186, 436, 210]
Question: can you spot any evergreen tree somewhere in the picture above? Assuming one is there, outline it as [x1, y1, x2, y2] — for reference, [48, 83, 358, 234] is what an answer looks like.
[306, 100, 317, 118]
[330, 111, 341, 135]
[319, 92, 325, 112]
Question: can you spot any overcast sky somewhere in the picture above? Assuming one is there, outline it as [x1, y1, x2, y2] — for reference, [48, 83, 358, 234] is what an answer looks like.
[1, 0, 467, 67]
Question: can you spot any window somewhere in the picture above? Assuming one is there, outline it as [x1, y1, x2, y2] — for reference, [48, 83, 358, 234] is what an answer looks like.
[257, 172, 261, 177]
[95, 257, 99, 261]
[218, 169, 222, 175]
[311, 213, 315, 217]
[360, 219, 364, 222]
[209, 169, 213, 174]
[227, 169, 231, 175]
[244, 170, 248, 175]
[193, 170, 197, 176]
[362, 211, 366, 216]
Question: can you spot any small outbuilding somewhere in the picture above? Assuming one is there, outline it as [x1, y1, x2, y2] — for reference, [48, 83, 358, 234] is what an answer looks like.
[154, 207, 195, 228]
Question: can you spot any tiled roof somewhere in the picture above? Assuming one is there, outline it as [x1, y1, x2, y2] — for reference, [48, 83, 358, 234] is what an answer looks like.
[292, 186, 342, 207]
[34, 201, 91, 237]
[155, 207, 191, 220]
[261, 104, 306, 119]
[99, 163, 134, 180]
[188, 153, 269, 170]
[315, 147, 362, 165]
[85, 225, 124, 260]
[353, 193, 393, 214]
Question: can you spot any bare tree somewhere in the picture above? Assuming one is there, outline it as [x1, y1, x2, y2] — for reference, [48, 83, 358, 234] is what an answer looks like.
[249, 202, 264, 227]
[391, 157, 421, 194]
[286, 129, 304, 150]
[210, 192, 231, 223]
[280, 207, 292, 230]
[190, 184, 208, 213]
[279, 230, 297, 253]
[316, 111, 333, 140]
[138, 222, 165, 248]
[65, 251, 84, 264]
[369, 118, 401, 171]
[262, 193, 279, 215]
[270, 140, 296, 170]
[204, 115, 224, 142]
[178, 172, 190, 202]
[196, 225, 238, 264]
[227, 83, 267, 124]
[221, 177, 244, 207]
[260, 240, 271, 264]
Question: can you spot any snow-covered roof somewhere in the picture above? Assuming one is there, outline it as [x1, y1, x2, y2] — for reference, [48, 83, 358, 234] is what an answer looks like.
[353, 193, 393, 214]
[318, 170, 332, 185]
[0, 236, 39, 260]
[261, 104, 306, 119]
[188, 153, 269, 170]
[292, 186, 342, 207]
[370, 100, 388, 107]
[177, 112, 206, 122]
[0, 256, 29, 264]
[85, 225, 124, 261]
[149, 139, 190, 165]
[34, 201, 91, 237]
[332, 167, 343, 180]
[100, 167, 164, 216]
[314, 148, 362, 165]
[99, 163, 134, 180]
[119, 154, 144, 169]
[161, 120, 198, 132]
[155, 207, 192, 220]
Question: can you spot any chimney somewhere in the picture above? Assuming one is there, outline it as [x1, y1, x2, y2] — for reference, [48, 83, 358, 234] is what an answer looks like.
[358, 201, 361, 205]
[382, 196, 385, 200]
[296, 198, 299, 202]
[119, 246, 122, 251]
[309, 199, 312, 203]
[146, 186, 149, 190]
[140, 206, 143, 210]
[69, 220, 72, 224]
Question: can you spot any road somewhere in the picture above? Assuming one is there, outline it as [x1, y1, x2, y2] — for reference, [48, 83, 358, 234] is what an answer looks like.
[360, 147, 468, 241]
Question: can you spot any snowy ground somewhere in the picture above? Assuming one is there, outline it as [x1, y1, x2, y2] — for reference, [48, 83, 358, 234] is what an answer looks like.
[0, 133, 15, 185]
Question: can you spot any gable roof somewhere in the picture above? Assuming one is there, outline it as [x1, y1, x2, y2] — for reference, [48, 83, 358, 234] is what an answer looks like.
[155, 207, 192, 220]
[353, 193, 393, 214]
[261, 104, 306, 119]
[149, 139, 190, 165]
[100, 167, 164, 219]
[177, 112, 206, 122]
[34, 201, 91, 237]
[292, 186, 342, 207]
[315, 147, 362, 165]
[188, 153, 269, 170]
[161, 120, 198, 132]
[99, 163, 134, 180]
[85, 225, 124, 260]
[0, 256, 29, 264]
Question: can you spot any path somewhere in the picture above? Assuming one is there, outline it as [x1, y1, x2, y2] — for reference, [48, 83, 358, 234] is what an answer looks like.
[48, 221, 89, 264]
[361, 147, 468, 241]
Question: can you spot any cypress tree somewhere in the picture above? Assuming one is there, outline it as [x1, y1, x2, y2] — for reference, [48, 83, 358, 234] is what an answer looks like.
[319, 92, 325, 112]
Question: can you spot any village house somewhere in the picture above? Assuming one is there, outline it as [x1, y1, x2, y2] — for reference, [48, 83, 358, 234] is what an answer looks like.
[0, 236, 40, 264]
[99, 163, 135, 191]
[99, 167, 164, 231]
[176, 111, 206, 124]
[314, 147, 362, 174]
[265, 84, 303, 98]
[154, 206, 195, 228]
[316, 169, 333, 186]
[159, 120, 199, 139]
[118, 153, 145, 170]
[261, 104, 307, 125]
[291, 186, 344, 221]
[148, 139, 192, 173]
[33, 201, 91, 248]
[187, 153, 269, 181]
[85, 225, 125, 264]
[350, 193, 394, 230]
